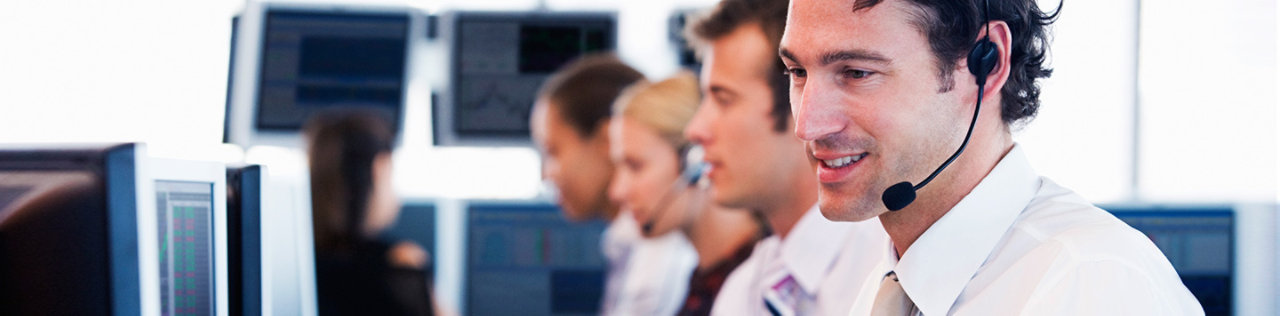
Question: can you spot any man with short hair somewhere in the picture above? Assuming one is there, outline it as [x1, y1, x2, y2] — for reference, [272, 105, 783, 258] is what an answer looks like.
[780, 0, 1202, 314]
[683, 0, 889, 315]
[530, 53, 697, 315]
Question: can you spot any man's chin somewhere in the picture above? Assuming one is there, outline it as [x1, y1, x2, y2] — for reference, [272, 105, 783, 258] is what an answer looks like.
[817, 194, 881, 222]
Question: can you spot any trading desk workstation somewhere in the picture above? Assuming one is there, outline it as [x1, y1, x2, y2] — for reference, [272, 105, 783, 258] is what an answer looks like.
[1, 2, 1276, 316]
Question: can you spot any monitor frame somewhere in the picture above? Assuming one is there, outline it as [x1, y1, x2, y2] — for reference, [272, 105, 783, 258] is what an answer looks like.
[148, 158, 230, 316]
[224, 2, 424, 149]
[227, 164, 263, 316]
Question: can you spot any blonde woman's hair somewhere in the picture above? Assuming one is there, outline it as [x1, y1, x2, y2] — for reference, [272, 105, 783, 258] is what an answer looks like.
[612, 71, 701, 151]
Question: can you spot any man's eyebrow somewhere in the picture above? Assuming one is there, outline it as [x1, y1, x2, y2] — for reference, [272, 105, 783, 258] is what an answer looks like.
[821, 49, 891, 66]
[779, 47, 892, 66]
[779, 48, 799, 63]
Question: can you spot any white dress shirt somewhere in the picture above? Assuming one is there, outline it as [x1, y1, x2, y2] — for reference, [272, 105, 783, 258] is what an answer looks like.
[847, 144, 1203, 315]
[600, 211, 698, 316]
[713, 204, 889, 316]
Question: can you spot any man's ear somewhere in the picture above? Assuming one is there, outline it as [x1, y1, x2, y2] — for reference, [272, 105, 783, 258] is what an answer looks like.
[978, 20, 1014, 99]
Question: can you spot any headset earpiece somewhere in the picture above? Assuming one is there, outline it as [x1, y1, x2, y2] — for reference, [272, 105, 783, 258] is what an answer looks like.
[968, 40, 998, 87]
[968, 0, 998, 88]
[677, 144, 705, 185]
[643, 144, 706, 234]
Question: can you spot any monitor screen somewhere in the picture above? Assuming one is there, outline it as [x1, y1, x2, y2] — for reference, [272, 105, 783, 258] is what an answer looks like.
[156, 180, 217, 316]
[440, 13, 614, 145]
[1104, 206, 1233, 315]
[466, 202, 606, 315]
[255, 10, 409, 133]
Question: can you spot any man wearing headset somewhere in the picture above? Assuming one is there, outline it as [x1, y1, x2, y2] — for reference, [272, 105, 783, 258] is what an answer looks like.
[779, 0, 1202, 314]
[683, 0, 889, 315]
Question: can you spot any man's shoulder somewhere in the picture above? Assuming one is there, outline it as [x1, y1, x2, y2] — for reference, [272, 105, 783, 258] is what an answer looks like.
[958, 178, 1199, 313]
[1014, 177, 1146, 250]
[998, 177, 1179, 278]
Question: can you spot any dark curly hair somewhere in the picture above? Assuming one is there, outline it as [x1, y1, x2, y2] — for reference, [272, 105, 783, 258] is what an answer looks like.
[854, 0, 1061, 125]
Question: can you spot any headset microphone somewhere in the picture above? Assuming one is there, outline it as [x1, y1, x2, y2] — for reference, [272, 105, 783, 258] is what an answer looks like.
[641, 145, 707, 234]
[882, 0, 998, 211]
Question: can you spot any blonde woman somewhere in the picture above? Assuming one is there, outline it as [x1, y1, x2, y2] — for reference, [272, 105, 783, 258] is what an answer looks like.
[608, 71, 765, 315]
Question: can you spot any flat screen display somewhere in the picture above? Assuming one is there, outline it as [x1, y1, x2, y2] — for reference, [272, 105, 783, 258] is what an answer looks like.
[255, 10, 409, 132]
[156, 180, 216, 316]
[444, 13, 614, 144]
[465, 203, 606, 315]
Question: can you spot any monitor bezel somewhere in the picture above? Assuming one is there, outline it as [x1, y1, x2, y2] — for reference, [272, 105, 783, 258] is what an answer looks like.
[224, 2, 424, 149]
[226, 164, 263, 316]
[148, 158, 230, 316]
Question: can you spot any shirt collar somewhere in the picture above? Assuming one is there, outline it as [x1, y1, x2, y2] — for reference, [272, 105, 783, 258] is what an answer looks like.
[779, 204, 854, 294]
[894, 144, 1040, 316]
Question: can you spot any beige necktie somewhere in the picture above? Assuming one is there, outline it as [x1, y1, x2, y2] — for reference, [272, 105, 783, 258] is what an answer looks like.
[870, 271, 916, 316]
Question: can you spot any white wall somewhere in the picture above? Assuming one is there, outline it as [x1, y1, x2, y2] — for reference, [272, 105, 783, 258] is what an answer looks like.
[1016, 0, 1138, 203]
[0, 0, 240, 147]
[1137, 0, 1278, 203]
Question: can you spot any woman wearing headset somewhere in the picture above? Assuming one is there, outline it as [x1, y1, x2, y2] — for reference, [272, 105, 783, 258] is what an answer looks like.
[607, 71, 765, 315]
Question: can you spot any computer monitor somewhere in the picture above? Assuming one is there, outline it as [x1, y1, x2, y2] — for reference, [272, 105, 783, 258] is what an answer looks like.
[253, 9, 410, 134]
[435, 12, 616, 146]
[227, 165, 262, 316]
[1103, 205, 1234, 316]
[150, 158, 229, 316]
[0, 143, 154, 315]
[465, 202, 607, 316]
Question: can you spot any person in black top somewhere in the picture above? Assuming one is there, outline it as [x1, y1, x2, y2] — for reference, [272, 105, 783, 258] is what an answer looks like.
[607, 71, 766, 316]
[306, 109, 433, 316]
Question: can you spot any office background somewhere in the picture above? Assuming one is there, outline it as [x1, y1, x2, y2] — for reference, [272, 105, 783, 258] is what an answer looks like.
[0, 0, 1276, 314]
